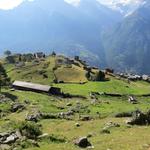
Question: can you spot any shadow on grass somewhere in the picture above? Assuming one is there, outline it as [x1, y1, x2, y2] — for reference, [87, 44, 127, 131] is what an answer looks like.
[1, 92, 18, 101]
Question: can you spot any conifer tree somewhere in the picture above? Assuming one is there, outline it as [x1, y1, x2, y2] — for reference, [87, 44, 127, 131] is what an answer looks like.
[0, 62, 10, 92]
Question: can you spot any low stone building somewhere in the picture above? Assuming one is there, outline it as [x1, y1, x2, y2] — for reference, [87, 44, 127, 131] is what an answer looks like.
[12, 81, 61, 95]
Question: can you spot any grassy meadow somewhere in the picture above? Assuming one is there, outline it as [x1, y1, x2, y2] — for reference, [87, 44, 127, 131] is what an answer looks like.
[0, 55, 150, 150]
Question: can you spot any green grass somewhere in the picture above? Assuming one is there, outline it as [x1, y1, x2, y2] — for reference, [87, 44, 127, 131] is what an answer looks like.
[1, 56, 150, 150]
[54, 65, 87, 83]
[54, 78, 150, 96]
[6, 56, 56, 84]
[1, 87, 150, 150]
[5, 55, 88, 84]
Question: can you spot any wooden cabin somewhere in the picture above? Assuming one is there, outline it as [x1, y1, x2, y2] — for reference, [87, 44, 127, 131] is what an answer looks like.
[12, 81, 61, 95]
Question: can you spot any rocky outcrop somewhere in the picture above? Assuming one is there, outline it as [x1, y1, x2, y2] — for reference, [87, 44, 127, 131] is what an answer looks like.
[0, 131, 22, 144]
[127, 110, 150, 125]
[26, 111, 75, 122]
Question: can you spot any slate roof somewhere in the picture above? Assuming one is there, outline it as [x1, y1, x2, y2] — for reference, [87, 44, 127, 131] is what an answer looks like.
[12, 81, 51, 92]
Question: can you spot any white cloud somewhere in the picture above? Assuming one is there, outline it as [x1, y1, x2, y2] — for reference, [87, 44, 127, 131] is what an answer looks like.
[64, 0, 80, 6]
[0, 0, 34, 10]
[0, 0, 24, 10]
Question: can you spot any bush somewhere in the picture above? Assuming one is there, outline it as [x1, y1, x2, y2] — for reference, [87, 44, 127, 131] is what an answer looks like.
[18, 121, 42, 139]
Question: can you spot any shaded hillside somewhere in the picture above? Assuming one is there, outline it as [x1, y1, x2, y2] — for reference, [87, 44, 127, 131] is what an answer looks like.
[102, 1, 150, 74]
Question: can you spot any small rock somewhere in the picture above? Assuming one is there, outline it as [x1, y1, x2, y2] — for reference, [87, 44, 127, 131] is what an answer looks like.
[80, 115, 92, 121]
[66, 103, 72, 106]
[38, 133, 49, 139]
[128, 96, 138, 104]
[75, 123, 80, 127]
[11, 103, 25, 112]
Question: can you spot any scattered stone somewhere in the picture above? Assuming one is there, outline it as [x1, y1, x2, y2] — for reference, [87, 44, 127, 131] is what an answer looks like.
[101, 122, 120, 134]
[0, 95, 11, 103]
[126, 110, 150, 125]
[0, 131, 22, 145]
[38, 133, 49, 139]
[26, 111, 75, 122]
[80, 115, 92, 121]
[75, 123, 80, 127]
[26, 113, 41, 122]
[11, 103, 25, 112]
[3, 134, 18, 144]
[66, 103, 72, 106]
[128, 96, 138, 104]
[74, 137, 92, 148]
[105, 122, 120, 128]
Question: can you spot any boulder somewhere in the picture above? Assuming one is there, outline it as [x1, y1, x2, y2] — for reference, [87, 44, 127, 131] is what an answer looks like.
[0, 131, 22, 145]
[128, 96, 138, 104]
[3, 134, 18, 144]
[11, 103, 25, 112]
[74, 137, 92, 148]
[127, 110, 149, 125]
[26, 113, 41, 122]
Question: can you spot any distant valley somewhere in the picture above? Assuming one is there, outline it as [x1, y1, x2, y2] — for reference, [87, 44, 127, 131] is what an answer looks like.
[0, 0, 150, 74]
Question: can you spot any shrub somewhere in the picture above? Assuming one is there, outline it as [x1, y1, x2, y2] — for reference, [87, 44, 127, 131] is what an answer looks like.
[18, 121, 42, 139]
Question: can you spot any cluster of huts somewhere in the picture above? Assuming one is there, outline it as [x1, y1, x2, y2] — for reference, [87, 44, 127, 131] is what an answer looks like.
[116, 73, 150, 82]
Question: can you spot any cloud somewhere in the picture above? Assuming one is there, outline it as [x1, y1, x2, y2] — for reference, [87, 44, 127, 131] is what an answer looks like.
[64, 0, 80, 6]
[0, 0, 34, 10]
[0, 0, 24, 10]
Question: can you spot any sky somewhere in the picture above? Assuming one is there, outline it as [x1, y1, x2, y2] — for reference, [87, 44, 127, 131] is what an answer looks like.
[0, 0, 142, 10]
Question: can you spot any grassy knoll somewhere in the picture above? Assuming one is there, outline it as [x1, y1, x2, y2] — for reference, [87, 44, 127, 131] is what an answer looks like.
[54, 65, 87, 83]
[5, 55, 89, 84]
[5, 56, 56, 84]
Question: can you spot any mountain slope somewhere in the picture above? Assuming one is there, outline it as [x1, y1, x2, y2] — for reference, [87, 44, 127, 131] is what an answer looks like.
[102, 1, 150, 74]
[99, 0, 145, 16]
[0, 0, 121, 67]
